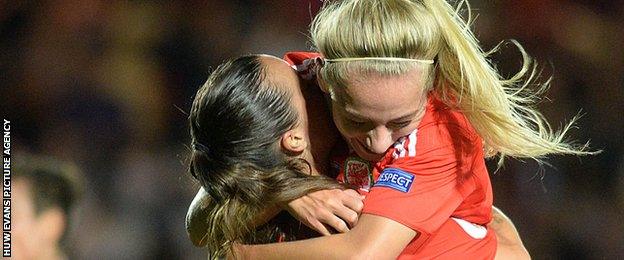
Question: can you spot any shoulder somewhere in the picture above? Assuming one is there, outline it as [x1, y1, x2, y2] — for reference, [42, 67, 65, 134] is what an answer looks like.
[419, 95, 474, 131]
[419, 96, 479, 147]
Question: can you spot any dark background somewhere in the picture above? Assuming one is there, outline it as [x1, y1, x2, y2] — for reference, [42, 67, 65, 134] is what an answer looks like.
[1, 0, 622, 259]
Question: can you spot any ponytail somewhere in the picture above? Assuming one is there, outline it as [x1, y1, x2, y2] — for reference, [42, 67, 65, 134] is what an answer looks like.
[421, 0, 595, 165]
[192, 157, 344, 258]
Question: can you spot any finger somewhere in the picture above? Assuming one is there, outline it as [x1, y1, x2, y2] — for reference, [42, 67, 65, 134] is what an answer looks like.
[339, 192, 365, 213]
[326, 214, 350, 233]
[309, 218, 332, 236]
[342, 189, 362, 199]
[333, 205, 359, 228]
[322, 194, 358, 226]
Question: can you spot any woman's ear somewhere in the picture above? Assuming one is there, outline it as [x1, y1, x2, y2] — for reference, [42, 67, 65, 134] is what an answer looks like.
[281, 129, 308, 154]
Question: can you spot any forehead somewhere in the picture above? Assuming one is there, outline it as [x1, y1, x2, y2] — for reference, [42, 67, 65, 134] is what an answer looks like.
[258, 55, 308, 122]
[258, 55, 301, 94]
[337, 68, 428, 119]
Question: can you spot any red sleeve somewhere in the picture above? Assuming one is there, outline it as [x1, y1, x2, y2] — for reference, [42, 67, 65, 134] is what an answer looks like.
[361, 122, 480, 236]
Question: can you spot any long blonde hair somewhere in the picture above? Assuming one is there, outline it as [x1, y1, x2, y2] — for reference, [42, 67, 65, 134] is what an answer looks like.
[311, 0, 595, 166]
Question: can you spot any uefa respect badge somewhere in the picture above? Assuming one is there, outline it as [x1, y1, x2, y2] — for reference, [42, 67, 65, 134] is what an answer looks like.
[344, 156, 373, 191]
[375, 168, 415, 193]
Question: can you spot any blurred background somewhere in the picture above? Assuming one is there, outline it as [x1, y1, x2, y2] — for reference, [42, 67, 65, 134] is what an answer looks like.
[1, 0, 622, 259]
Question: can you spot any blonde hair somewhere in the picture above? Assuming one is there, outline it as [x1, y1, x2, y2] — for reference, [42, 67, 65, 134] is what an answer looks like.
[311, 0, 595, 166]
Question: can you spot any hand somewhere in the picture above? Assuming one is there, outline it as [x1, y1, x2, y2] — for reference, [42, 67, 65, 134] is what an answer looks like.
[285, 189, 364, 235]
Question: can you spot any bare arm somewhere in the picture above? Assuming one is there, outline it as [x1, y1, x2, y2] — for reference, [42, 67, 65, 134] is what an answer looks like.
[189, 189, 528, 259]
[186, 188, 281, 246]
[232, 214, 416, 259]
[490, 206, 531, 260]
[186, 188, 363, 246]
[233, 208, 529, 260]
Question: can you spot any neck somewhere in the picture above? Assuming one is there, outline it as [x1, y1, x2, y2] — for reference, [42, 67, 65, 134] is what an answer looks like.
[301, 149, 322, 176]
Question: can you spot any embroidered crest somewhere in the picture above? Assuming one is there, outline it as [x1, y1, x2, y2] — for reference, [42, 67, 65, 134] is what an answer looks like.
[344, 157, 373, 191]
[375, 168, 414, 193]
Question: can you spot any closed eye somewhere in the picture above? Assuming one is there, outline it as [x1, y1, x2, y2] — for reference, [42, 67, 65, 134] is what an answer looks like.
[347, 118, 367, 126]
[388, 121, 412, 129]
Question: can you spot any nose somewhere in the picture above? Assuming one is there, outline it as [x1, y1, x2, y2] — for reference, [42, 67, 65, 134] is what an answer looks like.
[365, 126, 394, 154]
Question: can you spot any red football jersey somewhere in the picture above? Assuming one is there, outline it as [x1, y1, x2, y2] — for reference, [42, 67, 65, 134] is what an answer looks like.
[285, 51, 497, 259]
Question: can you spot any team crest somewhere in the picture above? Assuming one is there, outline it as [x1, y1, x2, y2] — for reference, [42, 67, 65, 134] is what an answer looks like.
[344, 157, 373, 191]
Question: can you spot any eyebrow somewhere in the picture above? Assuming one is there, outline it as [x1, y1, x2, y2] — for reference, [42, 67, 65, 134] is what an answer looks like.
[343, 107, 420, 122]
[389, 112, 419, 122]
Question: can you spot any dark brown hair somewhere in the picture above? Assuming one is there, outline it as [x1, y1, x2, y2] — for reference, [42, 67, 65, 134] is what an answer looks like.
[188, 55, 342, 256]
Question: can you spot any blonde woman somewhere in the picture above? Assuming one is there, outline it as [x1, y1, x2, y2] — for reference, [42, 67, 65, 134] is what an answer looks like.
[232, 0, 592, 258]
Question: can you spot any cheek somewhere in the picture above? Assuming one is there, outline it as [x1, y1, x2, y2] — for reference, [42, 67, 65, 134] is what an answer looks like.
[391, 124, 419, 142]
[332, 114, 351, 137]
[331, 109, 359, 138]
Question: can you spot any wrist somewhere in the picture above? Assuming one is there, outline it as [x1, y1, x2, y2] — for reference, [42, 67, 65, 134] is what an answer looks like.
[251, 205, 281, 227]
[229, 243, 247, 260]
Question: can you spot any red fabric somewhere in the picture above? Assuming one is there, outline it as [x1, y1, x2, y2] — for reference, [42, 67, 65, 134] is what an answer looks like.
[360, 96, 494, 257]
[284, 51, 321, 65]
[364, 96, 493, 232]
[406, 218, 497, 260]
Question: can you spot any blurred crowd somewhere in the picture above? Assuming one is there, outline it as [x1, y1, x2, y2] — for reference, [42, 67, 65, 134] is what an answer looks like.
[1, 0, 622, 259]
